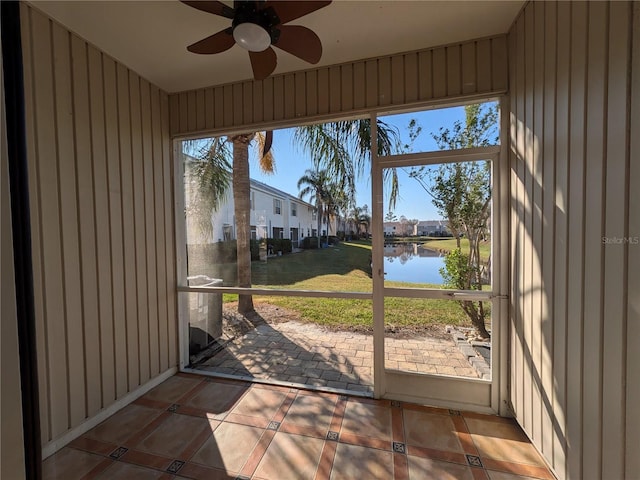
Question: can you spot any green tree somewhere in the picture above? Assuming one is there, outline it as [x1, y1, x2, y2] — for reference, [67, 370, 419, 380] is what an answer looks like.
[297, 169, 339, 248]
[410, 103, 497, 338]
[384, 211, 397, 222]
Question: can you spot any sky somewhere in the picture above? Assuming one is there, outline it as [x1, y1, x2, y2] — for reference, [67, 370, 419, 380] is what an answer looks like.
[187, 102, 498, 221]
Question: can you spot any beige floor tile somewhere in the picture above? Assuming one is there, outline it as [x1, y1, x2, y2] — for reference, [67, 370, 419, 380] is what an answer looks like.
[85, 404, 160, 445]
[464, 418, 545, 466]
[340, 401, 392, 440]
[95, 462, 166, 479]
[407, 455, 475, 480]
[329, 443, 393, 480]
[190, 422, 263, 473]
[135, 412, 212, 457]
[231, 388, 287, 419]
[185, 381, 248, 414]
[142, 375, 201, 403]
[43, 448, 105, 480]
[253, 432, 324, 480]
[283, 393, 336, 430]
[403, 410, 463, 453]
[487, 470, 543, 480]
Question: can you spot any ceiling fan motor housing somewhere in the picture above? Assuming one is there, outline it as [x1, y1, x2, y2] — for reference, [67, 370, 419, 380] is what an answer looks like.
[232, 1, 281, 50]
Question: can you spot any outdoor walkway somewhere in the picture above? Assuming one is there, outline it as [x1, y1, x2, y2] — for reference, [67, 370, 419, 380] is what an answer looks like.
[195, 321, 484, 393]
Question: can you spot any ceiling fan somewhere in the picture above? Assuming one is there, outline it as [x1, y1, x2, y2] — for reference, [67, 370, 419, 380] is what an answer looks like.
[181, 1, 332, 81]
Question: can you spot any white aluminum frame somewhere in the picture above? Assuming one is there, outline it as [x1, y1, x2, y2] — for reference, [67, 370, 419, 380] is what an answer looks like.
[173, 98, 509, 414]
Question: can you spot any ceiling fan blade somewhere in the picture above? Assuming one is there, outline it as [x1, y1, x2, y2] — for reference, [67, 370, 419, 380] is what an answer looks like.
[265, 1, 331, 24]
[273, 25, 322, 64]
[180, 1, 235, 19]
[249, 47, 277, 80]
[187, 28, 235, 54]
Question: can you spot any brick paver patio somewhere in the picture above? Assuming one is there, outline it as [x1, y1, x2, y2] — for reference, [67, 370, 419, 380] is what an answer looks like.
[195, 321, 482, 393]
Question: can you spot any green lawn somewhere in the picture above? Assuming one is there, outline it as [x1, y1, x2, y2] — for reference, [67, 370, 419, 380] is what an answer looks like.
[421, 238, 491, 262]
[221, 240, 485, 331]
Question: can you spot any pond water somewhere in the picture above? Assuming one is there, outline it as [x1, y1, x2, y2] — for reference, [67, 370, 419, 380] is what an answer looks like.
[383, 243, 445, 285]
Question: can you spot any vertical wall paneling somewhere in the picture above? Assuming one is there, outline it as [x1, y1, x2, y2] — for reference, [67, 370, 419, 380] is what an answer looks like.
[625, 5, 640, 478]
[305, 71, 318, 116]
[34, 10, 71, 438]
[391, 55, 404, 105]
[509, 2, 636, 479]
[328, 66, 342, 113]
[432, 47, 447, 98]
[540, 0, 557, 460]
[70, 34, 102, 417]
[565, 3, 587, 477]
[87, 46, 116, 408]
[491, 36, 508, 92]
[195, 89, 205, 131]
[223, 84, 233, 126]
[283, 74, 295, 119]
[168, 35, 509, 136]
[446, 44, 461, 96]
[160, 91, 177, 365]
[233, 83, 243, 126]
[151, 85, 169, 373]
[582, 3, 607, 476]
[531, 0, 544, 448]
[340, 64, 353, 113]
[461, 42, 476, 95]
[476, 39, 492, 93]
[403, 53, 418, 103]
[205, 87, 215, 129]
[53, 21, 87, 428]
[21, 4, 177, 450]
[20, 5, 51, 442]
[141, 79, 160, 379]
[417, 50, 433, 101]
[601, 3, 629, 478]
[242, 81, 253, 125]
[377, 58, 391, 107]
[552, 3, 569, 473]
[365, 59, 377, 108]
[103, 56, 129, 400]
[294, 73, 306, 118]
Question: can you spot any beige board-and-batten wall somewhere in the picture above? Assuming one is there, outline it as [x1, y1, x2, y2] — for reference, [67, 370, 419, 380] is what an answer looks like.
[508, 2, 640, 480]
[19, 3, 178, 452]
[168, 35, 508, 136]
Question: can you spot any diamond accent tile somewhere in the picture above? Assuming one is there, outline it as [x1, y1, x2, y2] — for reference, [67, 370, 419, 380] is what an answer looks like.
[109, 447, 128, 459]
[168, 404, 179, 413]
[267, 421, 281, 431]
[466, 454, 483, 467]
[392, 442, 406, 453]
[236, 476, 251, 480]
[167, 460, 185, 473]
[326, 431, 339, 441]
[391, 401, 402, 408]
[449, 409, 461, 416]
[339, 395, 349, 401]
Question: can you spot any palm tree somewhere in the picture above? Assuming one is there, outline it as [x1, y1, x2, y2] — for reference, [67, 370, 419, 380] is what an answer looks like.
[294, 119, 402, 210]
[190, 132, 273, 315]
[297, 169, 336, 248]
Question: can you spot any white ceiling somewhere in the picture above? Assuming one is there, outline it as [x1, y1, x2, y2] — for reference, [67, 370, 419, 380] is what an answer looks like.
[32, 0, 524, 93]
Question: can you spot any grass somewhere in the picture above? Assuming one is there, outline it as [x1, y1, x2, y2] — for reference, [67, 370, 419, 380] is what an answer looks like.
[421, 238, 491, 262]
[220, 240, 485, 331]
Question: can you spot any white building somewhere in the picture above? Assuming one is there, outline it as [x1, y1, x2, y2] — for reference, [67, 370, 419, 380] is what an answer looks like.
[383, 219, 450, 237]
[184, 156, 328, 247]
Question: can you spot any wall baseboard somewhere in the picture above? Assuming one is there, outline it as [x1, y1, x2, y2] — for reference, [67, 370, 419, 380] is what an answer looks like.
[42, 367, 177, 459]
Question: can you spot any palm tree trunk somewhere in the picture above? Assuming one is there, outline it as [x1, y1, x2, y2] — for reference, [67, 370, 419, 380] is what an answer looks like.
[231, 134, 254, 315]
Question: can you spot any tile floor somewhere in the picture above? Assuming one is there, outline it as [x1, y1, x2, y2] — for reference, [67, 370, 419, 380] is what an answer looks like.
[43, 373, 555, 480]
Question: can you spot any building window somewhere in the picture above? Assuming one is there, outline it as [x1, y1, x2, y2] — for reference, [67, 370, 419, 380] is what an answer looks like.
[251, 192, 255, 210]
[223, 224, 233, 241]
[274, 199, 281, 215]
[291, 203, 297, 216]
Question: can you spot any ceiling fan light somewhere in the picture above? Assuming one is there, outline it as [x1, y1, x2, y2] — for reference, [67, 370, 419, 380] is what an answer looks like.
[233, 22, 271, 52]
